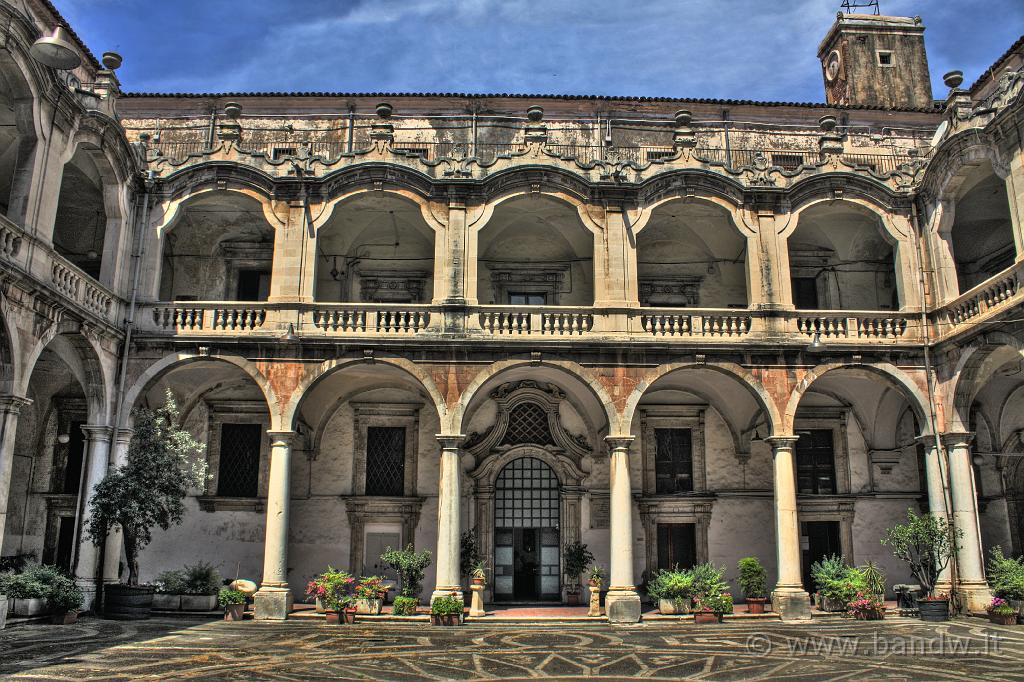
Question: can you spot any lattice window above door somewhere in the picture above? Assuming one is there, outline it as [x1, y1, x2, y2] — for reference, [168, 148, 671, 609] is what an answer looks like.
[501, 402, 555, 447]
[217, 423, 261, 497]
[366, 426, 406, 496]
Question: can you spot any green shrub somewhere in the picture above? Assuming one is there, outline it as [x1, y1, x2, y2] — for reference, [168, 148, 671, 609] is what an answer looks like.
[218, 588, 246, 607]
[810, 554, 849, 593]
[696, 592, 733, 615]
[305, 568, 355, 611]
[988, 546, 1024, 600]
[380, 545, 432, 598]
[430, 594, 463, 616]
[647, 570, 695, 601]
[154, 569, 188, 594]
[737, 557, 767, 600]
[392, 596, 419, 615]
[2, 565, 66, 599]
[690, 562, 728, 601]
[562, 541, 594, 582]
[183, 561, 221, 595]
[47, 578, 83, 612]
[858, 561, 886, 597]
[820, 570, 868, 605]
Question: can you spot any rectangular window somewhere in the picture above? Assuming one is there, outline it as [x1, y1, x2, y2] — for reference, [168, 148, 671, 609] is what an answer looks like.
[61, 420, 86, 494]
[270, 146, 297, 161]
[791, 277, 819, 309]
[236, 270, 270, 301]
[795, 428, 837, 495]
[217, 423, 262, 497]
[877, 50, 894, 67]
[365, 426, 406, 496]
[654, 428, 693, 494]
[508, 292, 547, 306]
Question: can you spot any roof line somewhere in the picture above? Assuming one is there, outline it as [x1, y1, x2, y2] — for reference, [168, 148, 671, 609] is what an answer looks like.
[969, 33, 1024, 93]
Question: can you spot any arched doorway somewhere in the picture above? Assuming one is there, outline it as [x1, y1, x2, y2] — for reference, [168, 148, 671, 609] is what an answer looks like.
[493, 456, 561, 602]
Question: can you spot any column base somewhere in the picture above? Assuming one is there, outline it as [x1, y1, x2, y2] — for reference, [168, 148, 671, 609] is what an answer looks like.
[253, 587, 293, 620]
[771, 589, 811, 621]
[605, 588, 642, 623]
[956, 581, 993, 614]
[431, 588, 464, 605]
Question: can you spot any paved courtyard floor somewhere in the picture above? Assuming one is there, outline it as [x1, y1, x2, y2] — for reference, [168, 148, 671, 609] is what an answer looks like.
[1, 616, 1023, 681]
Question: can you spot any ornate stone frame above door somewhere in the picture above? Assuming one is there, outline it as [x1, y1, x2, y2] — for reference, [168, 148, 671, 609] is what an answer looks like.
[489, 263, 569, 305]
[352, 402, 421, 496]
[796, 496, 856, 565]
[343, 496, 425, 576]
[637, 496, 714, 582]
[640, 405, 707, 495]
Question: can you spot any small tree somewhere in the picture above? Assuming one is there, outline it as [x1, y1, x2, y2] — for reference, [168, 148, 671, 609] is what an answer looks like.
[459, 528, 480, 581]
[85, 390, 206, 586]
[380, 544, 432, 598]
[881, 509, 961, 598]
[737, 557, 767, 600]
[562, 541, 594, 594]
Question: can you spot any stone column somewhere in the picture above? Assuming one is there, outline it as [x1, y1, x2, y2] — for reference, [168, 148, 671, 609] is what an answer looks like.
[0, 395, 30, 548]
[604, 436, 641, 623]
[254, 430, 296, 620]
[942, 432, 992, 612]
[103, 429, 133, 584]
[74, 425, 113, 609]
[432, 435, 464, 603]
[766, 436, 810, 620]
[915, 434, 952, 591]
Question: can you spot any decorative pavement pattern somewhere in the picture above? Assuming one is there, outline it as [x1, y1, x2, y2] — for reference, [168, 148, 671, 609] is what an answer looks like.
[2, 617, 1024, 681]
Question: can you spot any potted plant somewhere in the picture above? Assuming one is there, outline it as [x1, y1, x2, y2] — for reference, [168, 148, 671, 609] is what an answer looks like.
[882, 509, 961, 622]
[588, 565, 605, 589]
[153, 569, 187, 610]
[647, 569, 695, 614]
[3, 566, 55, 617]
[380, 544, 431, 611]
[988, 546, 1024, 622]
[460, 528, 480, 589]
[181, 562, 221, 611]
[737, 557, 768, 614]
[219, 588, 246, 621]
[810, 555, 862, 612]
[47, 575, 83, 625]
[562, 541, 594, 605]
[306, 568, 356, 624]
[847, 592, 885, 620]
[987, 597, 1017, 626]
[693, 592, 733, 624]
[430, 592, 463, 626]
[471, 561, 487, 587]
[85, 392, 206, 620]
[859, 561, 886, 601]
[354, 576, 386, 615]
[392, 595, 418, 616]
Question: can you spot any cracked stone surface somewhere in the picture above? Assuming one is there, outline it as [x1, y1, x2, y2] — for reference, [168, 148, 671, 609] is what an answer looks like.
[1, 617, 1023, 680]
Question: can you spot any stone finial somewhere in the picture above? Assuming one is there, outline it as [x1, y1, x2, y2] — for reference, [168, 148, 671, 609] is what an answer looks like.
[673, 110, 695, 149]
[943, 70, 964, 90]
[376, 102, 394, 119]
[370, 103, 395, 142]
[101, 51, 122, 70]
[524, 105, 547, 144]
[526, 105, 544, 122]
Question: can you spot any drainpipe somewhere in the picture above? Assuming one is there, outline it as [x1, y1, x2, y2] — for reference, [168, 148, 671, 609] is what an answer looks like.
[346, 105, 355, 153]
[910, 200, 960, 608]
[206, 109, 216, 149]
[722, 109, 732, 167]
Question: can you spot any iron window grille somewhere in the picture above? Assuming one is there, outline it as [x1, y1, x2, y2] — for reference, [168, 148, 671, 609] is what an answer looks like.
[365, 426, 406, 496]
[501, 402, 556, 447]
[217, 423, 261, 497]
[654, 428, 694, 494]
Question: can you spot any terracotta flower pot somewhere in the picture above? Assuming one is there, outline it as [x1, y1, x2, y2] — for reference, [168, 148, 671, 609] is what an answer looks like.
[693, 611, 722, 624]
[51, 610, 78, 625]
[746, 598, 767, 614]
[472, 577, 485, 587]
[989, 612, 1017, 626]
[224, 604, 245, 621]
[431, 613, 461, 626]
[325, 610, 341, 625]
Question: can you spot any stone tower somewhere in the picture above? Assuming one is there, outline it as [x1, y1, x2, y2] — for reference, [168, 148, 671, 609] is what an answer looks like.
[818, 13, 934, 109]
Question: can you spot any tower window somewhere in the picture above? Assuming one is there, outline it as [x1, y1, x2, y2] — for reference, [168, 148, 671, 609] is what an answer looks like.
[876, 51, 893, 67]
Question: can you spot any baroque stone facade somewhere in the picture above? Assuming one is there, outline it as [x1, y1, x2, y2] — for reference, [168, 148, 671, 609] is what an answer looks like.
[0, 1, 1023, 622]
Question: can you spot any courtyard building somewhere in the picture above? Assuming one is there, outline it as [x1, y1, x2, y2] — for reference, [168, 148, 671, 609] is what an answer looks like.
[0, 0, 1022, 623]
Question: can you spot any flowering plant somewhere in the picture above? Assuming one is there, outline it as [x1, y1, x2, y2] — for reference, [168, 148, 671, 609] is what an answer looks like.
[306, 567, 355, 611]
[847, 592, 884, 619]
[355, 576, 388, 600]
[694, 592, 733, 615]
[988, 597, 1017, 616]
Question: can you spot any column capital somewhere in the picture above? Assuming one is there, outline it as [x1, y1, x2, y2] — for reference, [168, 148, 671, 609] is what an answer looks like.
[266, 430, 297, 446]
[113, 428, 134, 445]
[436, 434, 465, 450]
[914, 433, 940, 447]
[80, 424, 114, 441]
[0, 395, 31, 414]
[604, 435, 634, 451]
[940, 431, 974, 449]
[765, 435, 799, 451]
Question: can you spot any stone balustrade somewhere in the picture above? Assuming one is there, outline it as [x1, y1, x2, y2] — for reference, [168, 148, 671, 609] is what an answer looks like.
[934, 262, 1024, 340]
[638, 310, 753, 338]
[307, 304, 432, 335]
[795, 313, 910, 340]
[477, 307, 594, 336]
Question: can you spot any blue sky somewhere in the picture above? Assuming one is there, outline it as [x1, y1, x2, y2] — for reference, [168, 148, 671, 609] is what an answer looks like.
[54, 0, 1022, 101]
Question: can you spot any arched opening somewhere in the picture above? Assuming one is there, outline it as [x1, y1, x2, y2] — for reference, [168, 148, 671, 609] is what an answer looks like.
[315, 194, 435, 303]
[787, 366, 929, 597]
[477, 195, 594, 306]
[5, 334, 104, 574]
[159, 192, 275, 301]
[636, 201, 748, 308]
[0, 60, 36, 224]
[788, 202, 899, 311]
[948, 162, 1016, 293]
[52, 146, 117, 283]
[494, 456, 560, 601]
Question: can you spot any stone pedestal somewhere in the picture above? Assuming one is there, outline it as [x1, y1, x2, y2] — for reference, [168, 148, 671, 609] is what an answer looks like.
[588, 585, 601, 617]
[469, 584, 486, 617]
[605, 590, 641, 623]
[253, 588, 293, 621]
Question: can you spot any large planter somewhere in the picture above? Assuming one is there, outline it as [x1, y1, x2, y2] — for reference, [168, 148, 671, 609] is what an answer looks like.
[0, 595, 7, 629]
[989, 611, 1017, 626]
[853, 608, 885, 621]
[181, 594, 218, 612]
[746, 598, 767, 614]
[355, 598, 382, 615]
[1009, 599, 1024, 624]
[659, 597, 692, 615]
[918, 599, 950, 622]
[430, 613, 462, 626]
[693, 611, 722, 624]
[816, 593, 846, 613]
[224, 604, 245, 621]
[315, 597, 326, 614]
[51, 611, 78, 625]
[12, 597, 49, 617]
[152, 593, 181, 610]
[104, 584, 154, 620]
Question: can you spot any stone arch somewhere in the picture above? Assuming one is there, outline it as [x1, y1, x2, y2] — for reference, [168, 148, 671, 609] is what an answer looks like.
[629, 193, 749, 236]
[19, 331, 110, 424]
[450, 359, 615, 437]
[784, 362, 930, 437]
[0, 35, 40, 226]
[621, 361, 780, 439]
[281, 355, 447, 434]
[307, 381, 427, 459]
[312, 185, 445, 235]
[0, 304, 21, 395]
[471, 444, 586, 489]
[948, 334, 1024, 433]
[120, 353, 276, 429]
